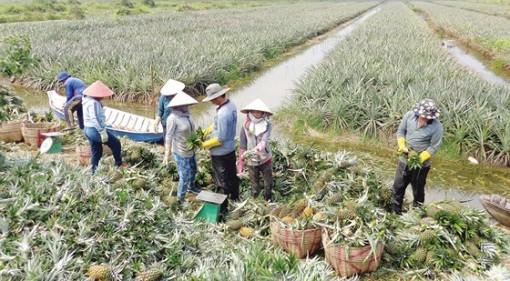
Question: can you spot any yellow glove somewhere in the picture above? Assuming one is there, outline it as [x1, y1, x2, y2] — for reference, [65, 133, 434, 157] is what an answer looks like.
[419, 151, 431, 163]
[201, 137, 222, 149]
[397, 137, 408, 153]
[154, 116, 161, 133]
[163, 144, 171, 165]
[202, 124, 214, 138]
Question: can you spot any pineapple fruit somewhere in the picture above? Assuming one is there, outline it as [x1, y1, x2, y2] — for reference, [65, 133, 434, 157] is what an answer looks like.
[86, 265, 111, 281]
[225, 220, 243, 231]
[239, 226, 255, 238]
[136, 268, 163, 281]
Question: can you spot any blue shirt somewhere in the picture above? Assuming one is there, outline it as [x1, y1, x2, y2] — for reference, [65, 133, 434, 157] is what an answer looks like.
[397, 111, 444, 167]
[82, 96, 105, 132]
[210, 100, 237, 156]
[64, 77, 87, 101]
[157, 95, 173, 128]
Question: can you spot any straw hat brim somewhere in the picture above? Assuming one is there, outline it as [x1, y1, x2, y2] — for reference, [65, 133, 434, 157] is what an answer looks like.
[202, 88, 230, 102]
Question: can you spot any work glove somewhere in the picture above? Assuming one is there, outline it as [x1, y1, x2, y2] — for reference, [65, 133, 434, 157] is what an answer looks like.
[100, 130, 109, 143]
[163, 144, 171, 165]
[154, 116, 161, 133]
[254, 141, 267, 152]
[419, 151, 431, 163]
[202, 124, 214, 138]
[397, 137, 408, 153]
[201, 137, 222, 149]
[237, 149, 246, 175]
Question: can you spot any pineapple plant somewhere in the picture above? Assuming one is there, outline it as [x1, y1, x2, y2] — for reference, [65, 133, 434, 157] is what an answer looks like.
[186, 127, 205, 150]
[407, 149, 422, 170]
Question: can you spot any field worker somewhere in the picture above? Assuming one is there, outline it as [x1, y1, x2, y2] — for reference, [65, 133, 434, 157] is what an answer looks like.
[55, 71, 87, 130]
[154, 79, 186, 138]
[82, 81, 124, 174]
[237, 99, 274, 201]
[201, 83, 239, 206]
[392, 98, 443, 215]
[164, 91, 200, 206]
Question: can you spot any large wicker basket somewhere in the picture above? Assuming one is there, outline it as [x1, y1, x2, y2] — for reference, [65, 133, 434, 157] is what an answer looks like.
[322, 229, 384, 277]
[0, 120, 24, 143]
[270, 220, 322, 258]
[76, 145, 113, 166]
[21, 122, 60, 147]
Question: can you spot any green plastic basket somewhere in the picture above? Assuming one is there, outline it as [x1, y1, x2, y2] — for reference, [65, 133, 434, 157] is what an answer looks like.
[194, 202, 221, 223]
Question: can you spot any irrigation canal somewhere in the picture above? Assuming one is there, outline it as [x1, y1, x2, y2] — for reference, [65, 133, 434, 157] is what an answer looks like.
[13, 7, 510, 212]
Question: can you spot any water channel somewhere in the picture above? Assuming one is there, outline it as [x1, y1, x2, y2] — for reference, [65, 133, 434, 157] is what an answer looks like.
[12, 7, 510, 212]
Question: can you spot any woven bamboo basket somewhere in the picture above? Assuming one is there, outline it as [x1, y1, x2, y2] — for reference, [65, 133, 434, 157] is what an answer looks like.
[0, 120, 24, 142]
[269, 220, 322, 258]
[76, 145, 113, 166]
[21, 122, 60, 147]
[322, 229, 384, 277]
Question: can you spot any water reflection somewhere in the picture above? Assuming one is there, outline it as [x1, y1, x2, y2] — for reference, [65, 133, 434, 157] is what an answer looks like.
[442, 40, 508, 86]
[194, 8, 381, 130]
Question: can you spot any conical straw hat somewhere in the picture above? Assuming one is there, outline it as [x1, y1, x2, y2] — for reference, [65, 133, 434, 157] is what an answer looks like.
[83, 80, 114, 98]
[161, 79, 185, 96]
[240, 98, 272, 115]
[167, 91, 198, 107]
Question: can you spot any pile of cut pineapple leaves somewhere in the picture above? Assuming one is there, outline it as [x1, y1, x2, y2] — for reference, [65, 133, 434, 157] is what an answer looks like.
[0, 139, 509, 280]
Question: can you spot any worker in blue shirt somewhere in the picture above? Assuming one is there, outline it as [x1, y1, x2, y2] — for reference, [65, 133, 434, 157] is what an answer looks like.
[154, 79, 185, 138]
[56, 71, 87, 129]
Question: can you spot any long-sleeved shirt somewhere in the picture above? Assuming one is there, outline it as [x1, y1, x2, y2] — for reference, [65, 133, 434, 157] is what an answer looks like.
[397, 111, 444, 167]
[210, 100, 237, 156]
[156, 95, 173, 128]
[82, 96, 106, 132]
[64, 77, 87, 101]
[165, 113, 195, 157]
[239, 120, 272, 166]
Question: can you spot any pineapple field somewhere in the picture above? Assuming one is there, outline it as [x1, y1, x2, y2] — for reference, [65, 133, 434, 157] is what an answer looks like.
[2, 0, 510, 279]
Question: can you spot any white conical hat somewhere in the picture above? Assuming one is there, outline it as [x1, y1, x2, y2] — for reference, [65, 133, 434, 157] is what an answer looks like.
[167, 91, 198, 107]
[240, 98, 272, 115]
[160, 79, 185, 96]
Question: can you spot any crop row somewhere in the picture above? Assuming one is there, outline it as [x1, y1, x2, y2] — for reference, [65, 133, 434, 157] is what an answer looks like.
[0, 2, 377, 101]
[281, 1, 510, 165]
[413, 1, 510, 73]
[435, 0, 510, 19]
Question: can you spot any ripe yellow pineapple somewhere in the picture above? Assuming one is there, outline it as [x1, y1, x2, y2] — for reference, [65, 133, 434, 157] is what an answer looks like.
[302, 207, 314, 218]
[86, 265, 111, 281]
[136, 268, 163, 281]
[281, 216, 295, 224]
[239, 226, 255, 238]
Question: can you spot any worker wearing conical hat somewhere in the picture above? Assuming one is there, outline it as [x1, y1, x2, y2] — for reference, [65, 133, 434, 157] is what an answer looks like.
[154, 79, 185, 138]
[163, 91, 200, 207]
[238, 98, 274, 202]
[82, 81, 125, 173]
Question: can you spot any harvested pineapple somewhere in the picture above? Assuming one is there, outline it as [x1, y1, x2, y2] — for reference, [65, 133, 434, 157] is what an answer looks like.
[136, 268, 163, 281]
[86, 265, 111, 281]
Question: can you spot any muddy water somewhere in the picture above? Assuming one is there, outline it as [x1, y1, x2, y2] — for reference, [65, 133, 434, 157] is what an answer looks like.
[9, 7, 510, 212]
[442, 40, 509, 86]
[193, 8, 381, 129]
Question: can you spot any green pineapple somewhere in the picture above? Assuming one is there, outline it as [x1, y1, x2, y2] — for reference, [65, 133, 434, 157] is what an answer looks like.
[410, 247, 428, 263]
[337, 208, 356, 221]
[425, 205, 439, 218]
[225, 220, 243, 231]
[270, 206, 282, 217]
[425, 251, 435, 267]
[327, 193, 343, 205]
[136, 268, 163, 281]
[231, 209, 244, 220]
[419, 230, 436, 243]
[467, 242, 480, 257]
